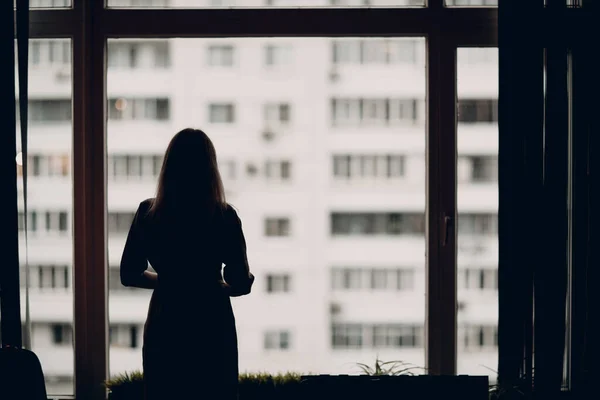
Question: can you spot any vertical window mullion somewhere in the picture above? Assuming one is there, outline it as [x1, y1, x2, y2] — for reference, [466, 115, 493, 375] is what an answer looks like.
[73, 1, 108, 398]
[427, 33, 457, 375]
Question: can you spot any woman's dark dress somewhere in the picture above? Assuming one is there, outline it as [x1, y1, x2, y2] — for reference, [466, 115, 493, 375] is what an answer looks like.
[120, 199, 254, 400]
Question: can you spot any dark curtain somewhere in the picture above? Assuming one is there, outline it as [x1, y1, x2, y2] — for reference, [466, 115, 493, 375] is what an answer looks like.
[0, 0, 22, 348]
[499, 0, 598, 398]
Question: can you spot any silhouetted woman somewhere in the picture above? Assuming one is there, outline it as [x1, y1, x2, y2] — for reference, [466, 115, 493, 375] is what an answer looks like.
[120, 128, 255, 400]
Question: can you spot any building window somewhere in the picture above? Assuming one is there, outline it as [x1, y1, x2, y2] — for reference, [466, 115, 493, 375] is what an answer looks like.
[332, 98, 418, 126]
[209, 103, 236, 123]
[266, 274, 291, 293]
[447, 0, 498, 5]
[40, 211, 68, 233]
[457, 99, 498, 123]
[38, 265, 70, 290]
[331, 324, 363, 349]
[458, 268, 498, 290]
[107, 41, 171, 69]
[29, 39, 70, 66]
[331, 213, 425, 236]
[264, 218, 291, 237]
[332, 268, 414, 291]
[108, 98, 170, 121]
[264, 103, 291, 125]
[264, 330, 291, 350]
[108, 212, 136, 234]
[457, 213, 498, 236]
[458, 155, 498, 183]
[51, 324, 73, 346]
[264, 44, 292, 67]
[109, 324, 140, 349]
[333, 155, 405, 180]
[18, 154, 70, 177]
[28, 100, 72, 123]
[459, 324, 498, 350]
[371, 324, 421, 348]
[18, 211, 38, 232]
[108, 155, 163, 180]
[265, 160, 292, 181]
[332, 323, 422, 349]
[207, 45, 235, 67]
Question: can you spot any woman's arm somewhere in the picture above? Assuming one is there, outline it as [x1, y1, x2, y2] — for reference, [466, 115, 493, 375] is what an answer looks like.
[222, 207, 254, 297]
[120, 201, 157, 290]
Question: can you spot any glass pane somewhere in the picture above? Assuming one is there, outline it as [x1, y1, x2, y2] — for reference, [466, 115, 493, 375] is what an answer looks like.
[14, 0, 72, 8]
[456, 47, 498, 383]
[107, 37, 426, 377]
[445, 0, 497, 6]
[107, 0, 425, 8]
[16, 39, 74, 395]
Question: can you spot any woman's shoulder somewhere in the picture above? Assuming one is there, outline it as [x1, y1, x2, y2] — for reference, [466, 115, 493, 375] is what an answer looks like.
[137, 198, 155, 218]
[220, 202, 241, 223]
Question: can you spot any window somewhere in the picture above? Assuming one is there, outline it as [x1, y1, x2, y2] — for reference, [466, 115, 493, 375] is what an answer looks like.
[108, 41, 171, 69]
[39, 265, 70, 290]
[108, 98, 170, 121]
[108, 212, 136, 234]
[29, 0, 71, 6]
[331, 213, 425, 236]
[40, 211, 69, 233]
[109, 325, 140, 349]
[333, 36, 419, 64]
[457, 213, 497, 236]
[266, 274, 291, 293]
[28, 100, 72, 122]
[458, 268, 498, 290]
[458, 156, 498, 183]
[18, 154, 70, 177]
[332, 323, 422, 349]
[457, 99, 498, 123]
[332, 98, 418, 126]
[207, 45, 235, 66]
[331, 324, 363, 349]
[265, 160, 292, 181]
[446, 0, 498, 5]
[332, 268, 415, 291]
[108, 155, 161, 180]
[264, 331, 291, 350]
[333, 155, 405, 180]
[264, 103, 291, 124]
[264, 44, 292, 67]
[51, 324, 73, 346]
[29, 40, 70, 66]
[264, 218, 291, 237]
[459, 325, 498, 350]
[209, 103, 235, 123]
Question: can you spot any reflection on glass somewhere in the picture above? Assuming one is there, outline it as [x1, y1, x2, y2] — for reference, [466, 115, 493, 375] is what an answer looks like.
[107, 37, 426, 376]
[456, 47, 499, 382]
[16, 39, 74, 395]
[107, 0, 426, 8]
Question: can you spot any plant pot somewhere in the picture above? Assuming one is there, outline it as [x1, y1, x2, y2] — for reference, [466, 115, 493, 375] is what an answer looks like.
[299, 374, 489, 400]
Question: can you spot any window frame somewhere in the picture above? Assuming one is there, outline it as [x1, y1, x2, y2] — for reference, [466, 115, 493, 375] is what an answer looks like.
[20, 1, 507, 398]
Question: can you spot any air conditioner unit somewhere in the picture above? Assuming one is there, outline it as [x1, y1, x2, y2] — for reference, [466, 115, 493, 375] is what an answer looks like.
[55, 69, 71, 82]
[246, 163, 258, 176]
[329, 69, 340, 82]
[330, 302, 342, 315]
[262, 130, 275, 142]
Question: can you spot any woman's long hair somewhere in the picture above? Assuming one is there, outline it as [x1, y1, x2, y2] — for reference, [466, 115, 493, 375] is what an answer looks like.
[149, 128, 226, 217]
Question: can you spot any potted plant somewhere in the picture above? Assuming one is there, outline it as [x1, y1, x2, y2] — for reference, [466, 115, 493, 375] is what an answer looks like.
[105, 370, 144, 400]
[300, 357, 489, 400]
[105, 370, 303, 400]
